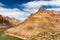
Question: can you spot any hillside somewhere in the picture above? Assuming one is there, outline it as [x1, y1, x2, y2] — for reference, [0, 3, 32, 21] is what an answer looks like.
[5, 8, 60, 40]
[0, 30, 22, 40]
[0, 15, 22, 40]
[0, 15, 21, 30]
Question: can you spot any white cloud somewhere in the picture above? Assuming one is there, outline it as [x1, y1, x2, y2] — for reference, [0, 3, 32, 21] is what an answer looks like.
[23, 8, 38, 13]
[0, 7, 30, 21]
[0, 2, 30, 21]
[21, 1, 60, 9]
[20, 1, 60, 14]
[0, 7, 20, 12]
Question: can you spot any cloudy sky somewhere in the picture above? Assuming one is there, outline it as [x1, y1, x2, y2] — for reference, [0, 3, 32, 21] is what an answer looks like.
[0, 0, 60, 21]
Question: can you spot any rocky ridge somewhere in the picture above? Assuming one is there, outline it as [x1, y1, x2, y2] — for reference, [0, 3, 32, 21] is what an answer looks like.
[5, 8, 60, 40]
[0, 15, 20, 29]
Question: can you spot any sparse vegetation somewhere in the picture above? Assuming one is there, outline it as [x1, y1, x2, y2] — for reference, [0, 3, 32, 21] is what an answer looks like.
[0, 30, 23, 40]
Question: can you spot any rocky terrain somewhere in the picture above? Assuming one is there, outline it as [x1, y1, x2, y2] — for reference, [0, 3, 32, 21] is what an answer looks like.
[5, 8, 60, 40]
[0, 15, 21, 30]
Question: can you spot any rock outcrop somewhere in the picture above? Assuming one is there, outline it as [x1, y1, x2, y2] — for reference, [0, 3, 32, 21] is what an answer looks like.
[0, 15, 20, 29]
[5, 8, 60, 40]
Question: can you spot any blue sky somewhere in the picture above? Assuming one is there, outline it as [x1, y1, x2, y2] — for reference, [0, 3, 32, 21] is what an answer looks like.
[0, 0, 60, 21]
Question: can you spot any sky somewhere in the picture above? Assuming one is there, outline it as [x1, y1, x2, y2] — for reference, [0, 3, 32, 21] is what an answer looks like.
[0, 0, 60, 21]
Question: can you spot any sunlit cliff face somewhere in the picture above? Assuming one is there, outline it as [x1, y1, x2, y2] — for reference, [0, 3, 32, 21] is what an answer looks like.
[5, 8, 60, 40]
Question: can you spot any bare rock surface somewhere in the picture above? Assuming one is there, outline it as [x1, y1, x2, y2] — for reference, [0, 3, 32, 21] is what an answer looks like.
[0, 15, 20, 29]
[5, 8, 60, 40]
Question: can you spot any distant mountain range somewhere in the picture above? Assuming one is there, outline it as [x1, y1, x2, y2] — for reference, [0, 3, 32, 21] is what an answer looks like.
[0, 15, 21, 29]
[5, 8, 60, 40]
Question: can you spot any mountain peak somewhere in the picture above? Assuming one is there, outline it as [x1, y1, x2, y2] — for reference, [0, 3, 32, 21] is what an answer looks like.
[5, 8, 60, 40]
[38, 8, 46, 12]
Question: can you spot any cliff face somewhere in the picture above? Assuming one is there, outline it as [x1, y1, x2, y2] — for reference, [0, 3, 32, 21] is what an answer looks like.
[0, 15, 20, 29]
[5, 8, 60, 40]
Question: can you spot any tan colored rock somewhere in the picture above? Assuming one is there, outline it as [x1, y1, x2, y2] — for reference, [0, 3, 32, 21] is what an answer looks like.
[5, 8, 60, 40]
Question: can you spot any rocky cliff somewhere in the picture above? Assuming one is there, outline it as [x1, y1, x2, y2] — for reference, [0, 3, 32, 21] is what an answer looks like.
[5, 8, 60, 40]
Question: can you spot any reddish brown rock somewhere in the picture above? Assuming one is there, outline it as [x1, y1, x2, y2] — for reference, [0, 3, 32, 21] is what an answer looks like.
[0, 15, 20, 27]
[5, 8, 60, 40]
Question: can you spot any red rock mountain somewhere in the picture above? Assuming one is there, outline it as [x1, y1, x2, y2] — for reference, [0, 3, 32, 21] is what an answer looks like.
[0, 15, 20, 28]
[5, 8, 60, 40]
